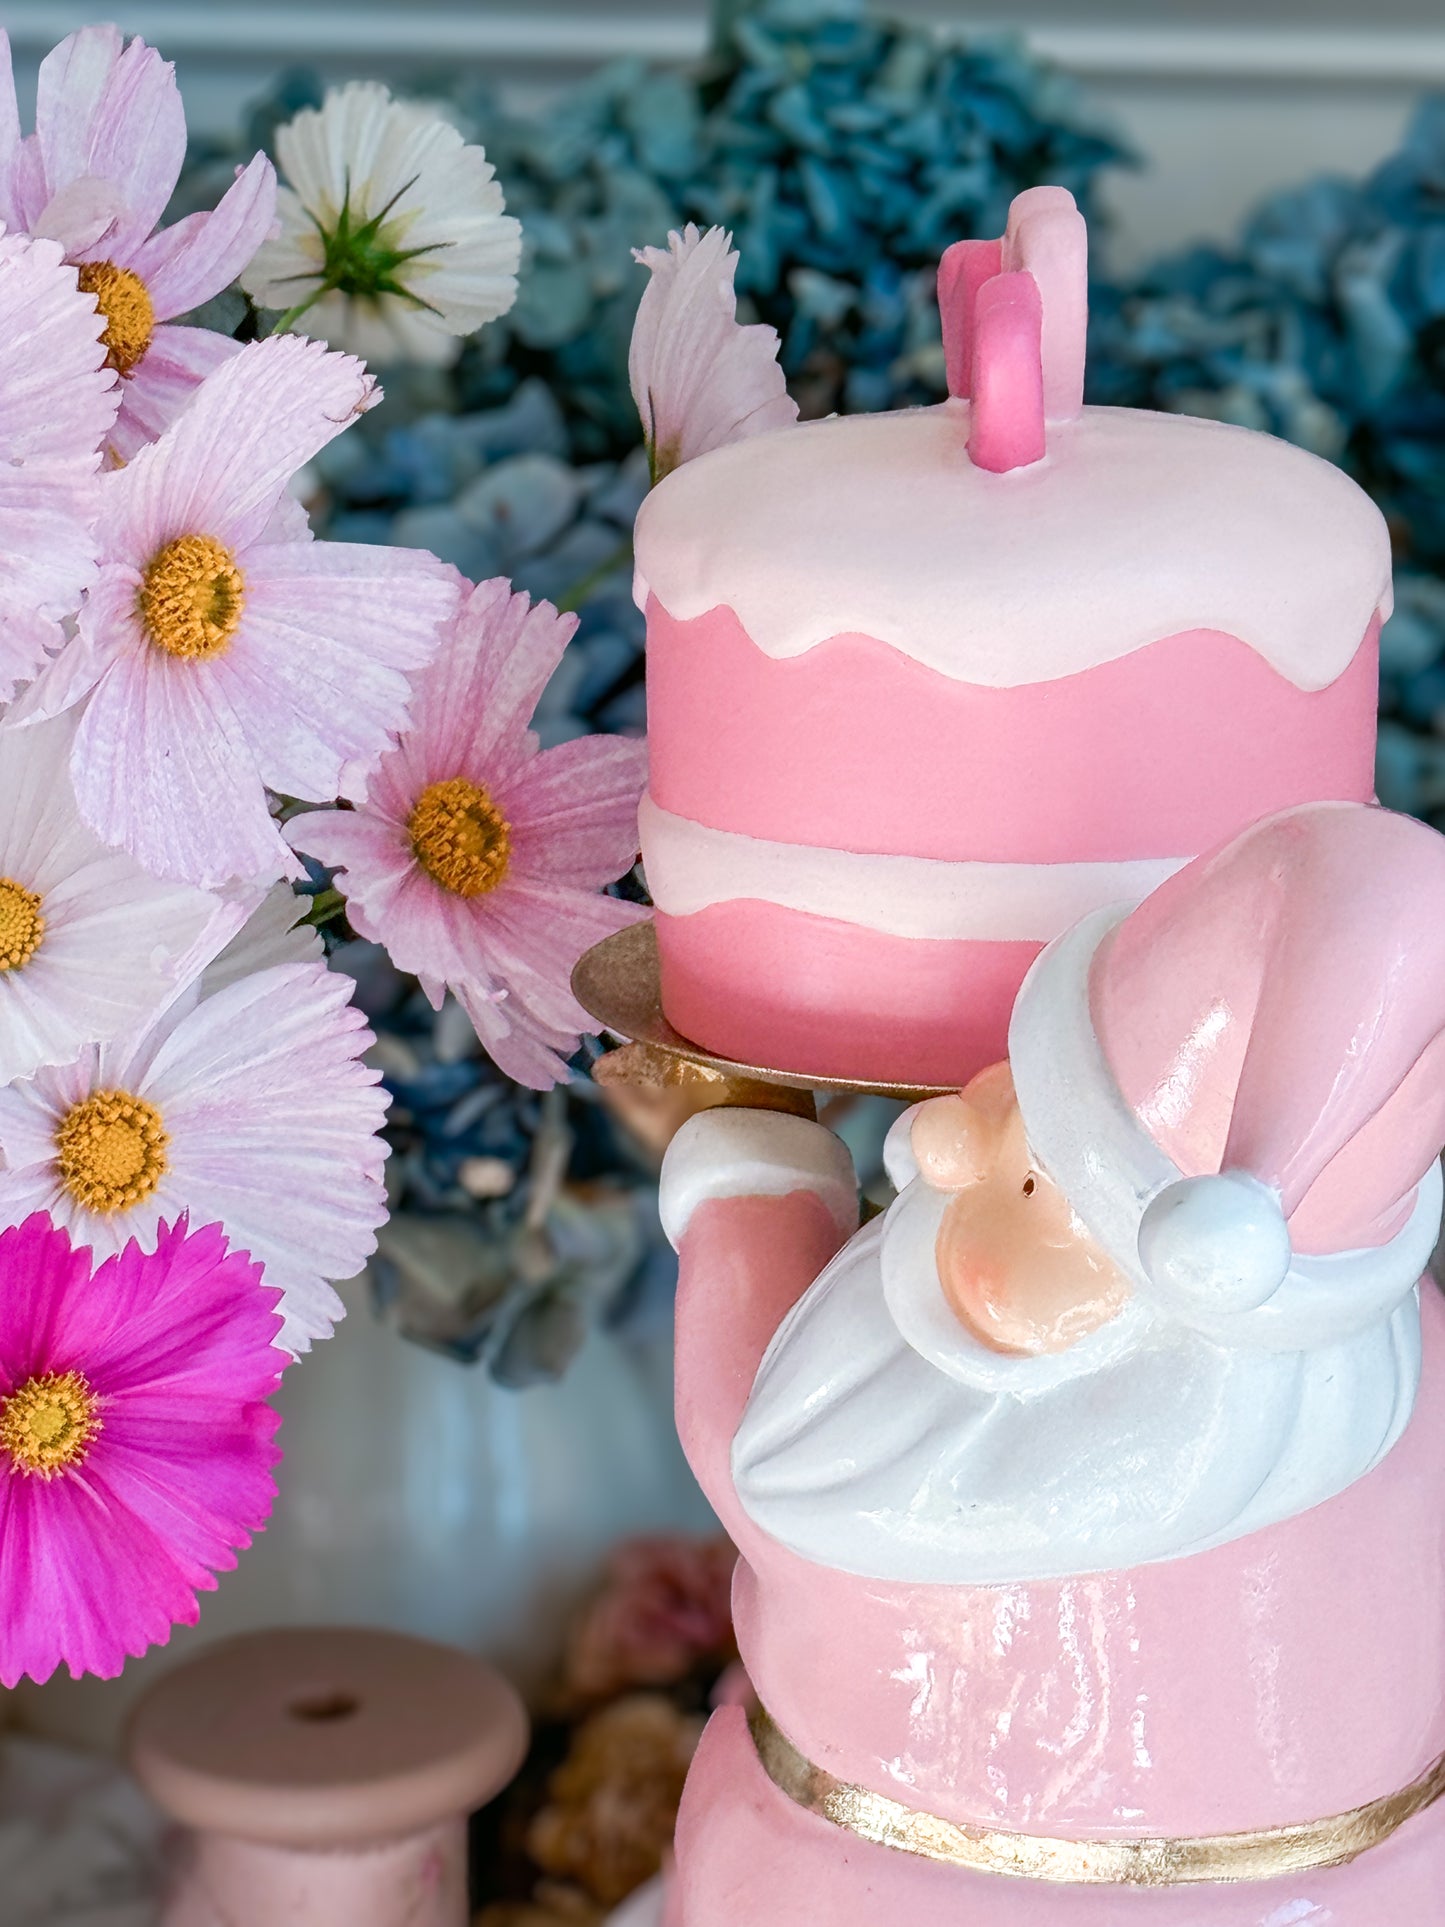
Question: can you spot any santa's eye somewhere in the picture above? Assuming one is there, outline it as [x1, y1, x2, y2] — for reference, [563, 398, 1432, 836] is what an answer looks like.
[1022, 1175, 1037, 1196]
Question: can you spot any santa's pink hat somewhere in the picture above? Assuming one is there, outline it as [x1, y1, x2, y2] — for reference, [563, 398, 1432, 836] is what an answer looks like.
[1009, 803, 1445, 1346]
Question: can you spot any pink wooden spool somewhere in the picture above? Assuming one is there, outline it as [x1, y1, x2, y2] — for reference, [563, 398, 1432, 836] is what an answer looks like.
[125, 1626, 529, 1927]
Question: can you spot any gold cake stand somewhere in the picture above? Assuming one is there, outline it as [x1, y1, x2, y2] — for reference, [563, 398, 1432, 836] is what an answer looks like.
[572, 920, 954, 1124]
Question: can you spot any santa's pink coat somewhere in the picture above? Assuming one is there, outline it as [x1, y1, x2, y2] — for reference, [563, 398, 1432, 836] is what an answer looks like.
[668, 1188, 1445, 1926]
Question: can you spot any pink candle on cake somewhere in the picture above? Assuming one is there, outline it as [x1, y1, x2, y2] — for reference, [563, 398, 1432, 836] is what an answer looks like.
[634, 189, 1389, 1089]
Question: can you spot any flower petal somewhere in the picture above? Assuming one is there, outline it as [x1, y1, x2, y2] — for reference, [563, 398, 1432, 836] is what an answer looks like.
[99, 334, 377, 561]
[0, 715, 219, 1079]
[501, 734, 648, 885]
[630, 224, 798, 479]
[144, 962, 389, 1349]
[410, 577, 577, 791]
[68, 628, 296, 888]
[0, 1216, 285, 1687]
[36, 27, 186, 261]
[107, 322, 239, 464]
[0, 228, 114, 699]
[134, 152, 278, 320]
[214, 540, 459, 800]
[0, 31, 20, 227]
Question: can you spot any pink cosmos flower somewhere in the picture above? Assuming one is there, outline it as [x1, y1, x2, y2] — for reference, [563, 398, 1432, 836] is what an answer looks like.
[629, 225, 798, 484]
[0, 1214, 284, 1687]
[14, 333, 462, 891]
[286, 579, 648, 1088]
[0, 227, 116, 701]
[0, 951, 390, 1353]
[565, 1535, 739, 1704]
[0, 25, 276, 460]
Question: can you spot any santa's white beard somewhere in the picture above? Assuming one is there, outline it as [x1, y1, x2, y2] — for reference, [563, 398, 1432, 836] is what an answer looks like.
[731, 1208, 1421, 1586]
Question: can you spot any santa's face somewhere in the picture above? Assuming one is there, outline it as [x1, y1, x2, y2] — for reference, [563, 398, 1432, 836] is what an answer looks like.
[913, 1065, 1132, 1355]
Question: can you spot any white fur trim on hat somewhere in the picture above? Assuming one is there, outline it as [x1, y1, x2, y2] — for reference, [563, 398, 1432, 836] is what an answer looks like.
[1008, 908, 1443, 1350]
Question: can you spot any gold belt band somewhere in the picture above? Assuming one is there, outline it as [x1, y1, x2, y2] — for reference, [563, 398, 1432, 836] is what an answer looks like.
[748, 1704, 1445, 1886]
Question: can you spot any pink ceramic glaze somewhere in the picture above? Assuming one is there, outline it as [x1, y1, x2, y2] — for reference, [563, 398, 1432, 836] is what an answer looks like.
[655, 907, 1035, 1088]
[127, 1627, 529, 1927]
[967, 270, 1046, 472]
[666, 1190, 1445, 1924]
[645, 602, 1380, 862]
[674, 1704, 1445, 1926]
[940, 186, 1088, 422]
[1093, 805, 1445, 1255]
[645, 603, 1379, 1085]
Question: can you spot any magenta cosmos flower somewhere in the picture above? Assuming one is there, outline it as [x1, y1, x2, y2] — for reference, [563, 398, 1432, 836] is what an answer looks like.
[0, 944, 389, 1354]
[287, 579, 648, 1087]
[0, 227, 116, 701]
[15, 333, 461, 890]
[0, 1214, 284, 1686]
[0, 25, 276, 460]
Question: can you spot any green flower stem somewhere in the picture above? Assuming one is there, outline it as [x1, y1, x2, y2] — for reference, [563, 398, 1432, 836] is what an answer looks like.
[299, 886, 347, 928]
[556, 537, 636, 615]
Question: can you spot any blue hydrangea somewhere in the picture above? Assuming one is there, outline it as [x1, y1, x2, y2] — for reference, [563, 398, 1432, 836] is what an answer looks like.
[1092, 97, 1445, 825]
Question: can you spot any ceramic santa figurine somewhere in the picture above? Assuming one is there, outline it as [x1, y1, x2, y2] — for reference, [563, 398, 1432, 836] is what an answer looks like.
[656, 801, 1445, 1924]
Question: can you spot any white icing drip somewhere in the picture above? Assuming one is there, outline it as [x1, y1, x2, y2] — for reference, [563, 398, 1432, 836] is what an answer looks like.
[634, 401, 1392, 691]
[641, 795, 1186, 941]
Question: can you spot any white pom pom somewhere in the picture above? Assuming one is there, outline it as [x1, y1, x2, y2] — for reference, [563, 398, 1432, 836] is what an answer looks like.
[1137, 1173, 1291, 1320]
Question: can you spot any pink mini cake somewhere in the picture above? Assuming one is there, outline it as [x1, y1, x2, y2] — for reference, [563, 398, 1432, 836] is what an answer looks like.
[634, 190, 1390, 1088]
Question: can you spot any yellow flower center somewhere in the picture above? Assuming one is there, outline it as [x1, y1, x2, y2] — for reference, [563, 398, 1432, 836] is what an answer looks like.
[0, 878, 44, 972]
[0, 1369, 101, 1477]
[138, 535, 246, 660]
[409, 777, 513, 897]
[55, 1090, 169, 1214]
[75, 260, 155, 377]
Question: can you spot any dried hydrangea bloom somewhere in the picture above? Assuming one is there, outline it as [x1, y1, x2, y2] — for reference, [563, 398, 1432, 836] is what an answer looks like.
[243, 81, 521, 366]
[0, 25, 276, 459]
[0, 1214, 285, 1687]
[286, 578, 648, 1089]
[629, 225, 798, 483]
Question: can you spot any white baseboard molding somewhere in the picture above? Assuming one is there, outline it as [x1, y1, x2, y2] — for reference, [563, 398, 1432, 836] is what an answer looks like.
[2, 5, 1443, 87]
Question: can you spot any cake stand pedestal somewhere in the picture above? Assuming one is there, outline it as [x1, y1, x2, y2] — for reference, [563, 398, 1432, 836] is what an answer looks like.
[573, 920, 953, 1106]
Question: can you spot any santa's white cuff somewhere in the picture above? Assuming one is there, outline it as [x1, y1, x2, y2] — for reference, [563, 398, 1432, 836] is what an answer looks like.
[659, 1110, 859, 1252]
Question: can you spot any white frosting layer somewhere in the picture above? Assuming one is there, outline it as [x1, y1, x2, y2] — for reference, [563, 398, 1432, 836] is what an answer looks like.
[731, 1203, 1422, 1585]
[641, 796, 1185, 941]
[634, 401, 1392, 691]
[659, 1110, 858, 1252]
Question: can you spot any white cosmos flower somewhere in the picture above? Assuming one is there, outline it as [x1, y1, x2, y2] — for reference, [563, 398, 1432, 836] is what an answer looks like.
[629, 224, 798, 484]
[242, 82, 522, 367]
[0, 713, 220, 1085]
[0, 946, 390, 1354]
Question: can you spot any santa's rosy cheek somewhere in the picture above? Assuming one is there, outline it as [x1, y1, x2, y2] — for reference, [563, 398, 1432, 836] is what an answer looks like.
[936, 1195, 1131, 1355]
